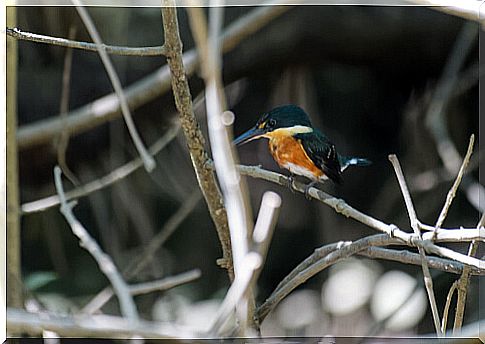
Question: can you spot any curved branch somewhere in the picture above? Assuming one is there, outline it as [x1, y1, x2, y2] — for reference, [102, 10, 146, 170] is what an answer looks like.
[256, 234, 395, 322]
[257, 234, 485, 324]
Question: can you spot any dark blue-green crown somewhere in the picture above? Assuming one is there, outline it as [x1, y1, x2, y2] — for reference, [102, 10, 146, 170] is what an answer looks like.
[257, 105, 313, 130]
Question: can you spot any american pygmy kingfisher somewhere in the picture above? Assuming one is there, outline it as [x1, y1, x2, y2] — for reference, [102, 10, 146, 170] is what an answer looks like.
[234, 105, 371, 191]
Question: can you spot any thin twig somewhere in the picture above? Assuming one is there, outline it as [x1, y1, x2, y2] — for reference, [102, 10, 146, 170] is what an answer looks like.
[388, 154, 442, 336]
[232, 164, 484, 246]
[73, 2, 155, 172]
[17, 3, 292, 150]
[56, 25, 80, 186]
[7, 308, 197, 338]
[54, 166, 138, 321]
[424, 21, 483, 213]
[6, 27, 168, 56]
[128, 269, 201, 296]
[208, 252, 262, 335]
[441, 281, 458, 333]
[434, 134, 475, 232]
[256, 231, 484, 326]
[82, 189, 202, 314]
[453, 213, 485, 333]
[21, 120, 180, 214]
[162, 2, 234, 281]
[248, 191, 281, 329]
[252, 191, 281, 262]
[358, 247, 483, 276]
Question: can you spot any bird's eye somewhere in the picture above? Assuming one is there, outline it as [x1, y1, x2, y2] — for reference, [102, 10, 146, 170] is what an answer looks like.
[268, 119, 276, 127]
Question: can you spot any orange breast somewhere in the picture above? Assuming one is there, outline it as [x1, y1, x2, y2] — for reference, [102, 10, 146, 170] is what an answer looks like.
[268, 135, 323, 180]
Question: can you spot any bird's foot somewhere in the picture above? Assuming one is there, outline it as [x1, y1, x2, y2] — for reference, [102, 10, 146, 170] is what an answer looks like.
[304, 181, 318, 200]
[286, 175, 296, 193]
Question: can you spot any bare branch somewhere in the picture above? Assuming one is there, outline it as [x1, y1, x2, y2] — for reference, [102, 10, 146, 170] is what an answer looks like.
[208, 253, 262, 335]
[128, 269, 201, 296]
[453, 213, 484, 333]
[232, 162, 485, 324]
[252, 191, 281, 262]
[54, 166, 138, 321]
[441, 281, 458, 333]
[388, 154, 442, 336]
[56, 25, 80, 186]
[21, 120, 180, 214]
[257, 230, 485, 325]
[73, 2, 155, 172]
[17, 4, 291, 150]
[7, 308, 197, 338]
[257, 234, 394, 323]
[233, 164, 484, 245]
[6, 6, 23, 311]
[434, 134, 475, 231]
[187, 0, 260, 332]
[6, 27, 168, 56]
[162, 2, 234, 280]
[358, 247, 483, 276]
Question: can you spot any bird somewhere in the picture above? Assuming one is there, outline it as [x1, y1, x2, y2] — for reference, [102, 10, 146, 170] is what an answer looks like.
[233, 104, 371, 195]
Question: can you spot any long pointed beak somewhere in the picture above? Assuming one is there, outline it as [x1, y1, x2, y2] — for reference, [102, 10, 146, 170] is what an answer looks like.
[233, 127, 266, 146]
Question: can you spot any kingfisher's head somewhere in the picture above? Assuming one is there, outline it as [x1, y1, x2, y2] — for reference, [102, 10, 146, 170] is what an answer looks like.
[234, 105, 314, 146]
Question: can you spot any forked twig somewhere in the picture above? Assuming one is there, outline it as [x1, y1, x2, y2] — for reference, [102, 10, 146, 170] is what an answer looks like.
[388, 154, 442, 336]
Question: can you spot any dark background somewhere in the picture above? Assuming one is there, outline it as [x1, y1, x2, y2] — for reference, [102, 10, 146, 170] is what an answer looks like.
[11, 5, 482, 336]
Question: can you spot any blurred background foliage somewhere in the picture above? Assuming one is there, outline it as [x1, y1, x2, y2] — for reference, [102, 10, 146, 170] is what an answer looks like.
[13, 5, 481, 336]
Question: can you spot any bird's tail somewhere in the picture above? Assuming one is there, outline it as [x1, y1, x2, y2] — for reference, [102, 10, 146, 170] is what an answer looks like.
[339, 156, 372, 171]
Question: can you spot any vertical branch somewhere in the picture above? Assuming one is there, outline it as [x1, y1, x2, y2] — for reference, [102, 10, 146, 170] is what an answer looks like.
[6, 6, 23, 310]
[187, 2, 263, 332]
[441, 281, 458, 333]
[56, 25, 80, 186]
[434, 134, 475, 232]
[388, 155, 442, 336]
[161, 2, 234, 280]
[452, 213, 484, 333]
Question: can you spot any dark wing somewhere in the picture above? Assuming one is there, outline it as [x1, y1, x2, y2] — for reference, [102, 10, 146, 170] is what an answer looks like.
[295, 131, 343, 184]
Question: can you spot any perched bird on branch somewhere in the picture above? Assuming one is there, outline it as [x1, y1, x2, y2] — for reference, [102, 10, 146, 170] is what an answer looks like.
[234, 104, 371, 195]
